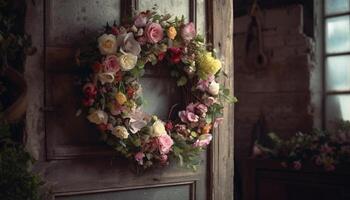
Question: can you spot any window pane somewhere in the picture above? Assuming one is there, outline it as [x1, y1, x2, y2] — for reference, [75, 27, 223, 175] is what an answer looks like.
[138, 0, 190, 21]
[325, 0, 350, 15]
[326, 95, 350, 127]
[326, 16, 350, 53]
[326, 55, 350, 91]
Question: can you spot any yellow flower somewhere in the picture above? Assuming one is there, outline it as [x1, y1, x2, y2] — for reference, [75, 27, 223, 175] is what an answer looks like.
[115, 92, 127, 105]
[201, 124, 212, 135]
[197, 52, 222, 78]
[167, 26, 177, 40]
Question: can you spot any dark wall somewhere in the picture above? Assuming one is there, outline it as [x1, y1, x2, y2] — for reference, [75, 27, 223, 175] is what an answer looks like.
[234, 0, 314, 37]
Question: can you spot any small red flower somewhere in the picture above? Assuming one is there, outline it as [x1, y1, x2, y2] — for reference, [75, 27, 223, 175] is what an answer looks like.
[168, 47, 182, 64]
[126, 86, 135, 98]
[114, 71, 123, 83]
[111, 26, 119, 35]
[165, 121, 173, 131]
[98, 123, 108, 132]
[158, 52, 165, 61]
[92, 62, 103, 73]
[83, 83, 97, 98]
[82, 98, 94, 107]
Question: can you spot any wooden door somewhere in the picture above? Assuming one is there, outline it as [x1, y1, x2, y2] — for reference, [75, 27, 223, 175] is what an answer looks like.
[24, 0, 234, 200]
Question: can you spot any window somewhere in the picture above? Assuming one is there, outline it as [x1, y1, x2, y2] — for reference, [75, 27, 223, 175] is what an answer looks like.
[322, 0, 350, 128]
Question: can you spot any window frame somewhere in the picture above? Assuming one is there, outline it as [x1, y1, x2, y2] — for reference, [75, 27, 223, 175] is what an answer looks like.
[320, 0, 350, 129]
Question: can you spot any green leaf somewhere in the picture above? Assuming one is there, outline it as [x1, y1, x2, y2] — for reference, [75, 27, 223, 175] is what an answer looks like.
[191, 131, 198, 138]
[177, 76, 187, 86]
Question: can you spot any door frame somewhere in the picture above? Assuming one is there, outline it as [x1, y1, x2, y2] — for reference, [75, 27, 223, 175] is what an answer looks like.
[25, 0, 234, 199]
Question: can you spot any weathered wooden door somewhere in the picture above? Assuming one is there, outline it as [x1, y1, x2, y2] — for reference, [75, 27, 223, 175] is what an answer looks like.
[25, 0, 234, 200]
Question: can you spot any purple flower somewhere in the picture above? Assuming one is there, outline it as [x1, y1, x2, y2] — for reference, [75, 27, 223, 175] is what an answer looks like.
[186, 103, 198, 112]
[135, 152, 145, 165]
[120, 33, 141, 56]
[125, 109, 149, 134]
[181, 22, 196, 41]
[179, 111, 199, 123]
[195, 104, 208, 116]
[134, 13, 148, 28]
[193, 134, 212, 147]
[196, 75, 215, 91]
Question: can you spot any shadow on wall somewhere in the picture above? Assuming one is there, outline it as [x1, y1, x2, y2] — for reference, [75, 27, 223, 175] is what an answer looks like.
[233, 4, 317, 200]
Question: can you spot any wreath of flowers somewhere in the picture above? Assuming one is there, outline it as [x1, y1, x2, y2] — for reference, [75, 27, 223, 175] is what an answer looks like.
[77, 9, 236, 170]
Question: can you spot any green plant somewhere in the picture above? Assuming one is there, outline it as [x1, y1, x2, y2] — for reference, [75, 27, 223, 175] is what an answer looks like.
[0, 0, 35, 72]
[0, 122, 43, 200]
[256, 120, 350, 171]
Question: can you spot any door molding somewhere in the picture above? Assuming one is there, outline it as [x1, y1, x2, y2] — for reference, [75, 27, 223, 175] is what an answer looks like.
[207, 1, 234, 200]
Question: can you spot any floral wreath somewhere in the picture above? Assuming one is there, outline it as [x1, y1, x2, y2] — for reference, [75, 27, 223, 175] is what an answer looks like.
[77, 10, 236, 170]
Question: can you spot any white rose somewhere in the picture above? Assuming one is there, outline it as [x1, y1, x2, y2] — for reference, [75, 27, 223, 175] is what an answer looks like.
[98, 72, 115, 85]
[118, 53, 138, 71]
[112, 126, 129, 139]
[87, 110, 108, 125]
[150, 120, 167, 137]
[98, 34, 118, 55]
[208, 80, 220, 96]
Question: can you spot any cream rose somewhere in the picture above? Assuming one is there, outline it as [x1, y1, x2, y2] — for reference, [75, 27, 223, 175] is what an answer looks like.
[87, 110, 108, 125]
[98, 72, 115, 85]
[151, 120, 167, 137]
[208, 80, 220, 96]
[118, 53, 138, 71]
[98, 34, 118, 55]
[112, 126, 129, 139]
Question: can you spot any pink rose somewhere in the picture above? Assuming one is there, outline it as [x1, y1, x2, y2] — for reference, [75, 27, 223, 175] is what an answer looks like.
[135, 152, 145, 165]
[187, 112, 199, 122]
[195, 104, 208, 116]
[145, 22, 164, 43]
[103, 55, 120, 73]
[160, 154, 168, 164]
[179, 111, 199, 123]
[157, 134, 174, 154]
[186, 103, 198, 113]
[196, 75, 215, 91]
[134, 13, 148, 28]
[181, 22, 196, 41]
[194, 134, 212, 147]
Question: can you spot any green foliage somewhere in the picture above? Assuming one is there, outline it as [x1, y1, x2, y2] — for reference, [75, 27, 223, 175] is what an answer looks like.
[0, 0, 36, 72]
[256, 120, 350, 171]
[0, 123, 43, 200]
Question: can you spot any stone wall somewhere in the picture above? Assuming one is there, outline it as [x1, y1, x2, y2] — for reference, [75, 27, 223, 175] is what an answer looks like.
[234, 5, 315, 159]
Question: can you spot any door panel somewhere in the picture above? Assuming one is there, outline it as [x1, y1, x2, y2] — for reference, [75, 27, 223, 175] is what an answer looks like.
[40, 0, 209, 200]
[46, 0, 121, 47]
[56, 182, 195, 200]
